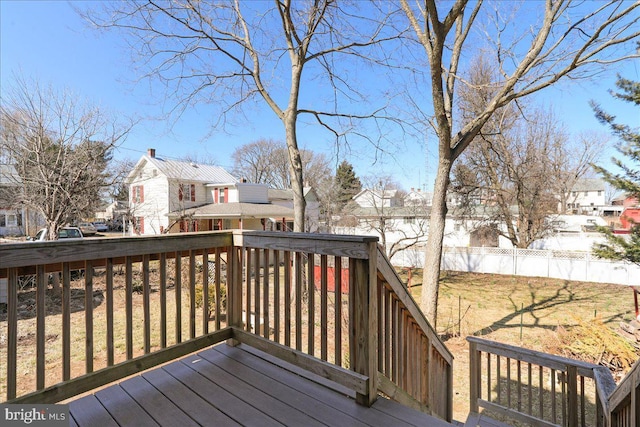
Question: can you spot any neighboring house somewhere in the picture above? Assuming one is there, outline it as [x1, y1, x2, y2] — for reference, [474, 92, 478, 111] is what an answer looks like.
[127, 149, 308, 235]
[353, 189, 403, 208]
[565, 178, 606, 215]
[621, 207, 640, 229]
[268, 187, 321, 232]
[404, 188, 432, 206]
[95, 200, 129, 222]
[0, 164, 25, 237]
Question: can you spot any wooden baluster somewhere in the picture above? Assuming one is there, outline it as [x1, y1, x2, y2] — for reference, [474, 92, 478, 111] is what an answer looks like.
[126, 256, 134, 357]
[263, 249, 270, 339]
[320, 254, 328, 361]
[189, 250, 196, 339]
[7, 268, 18, 399]
[159, 253, 167, 348]
[307, 253, 315, 355]
[284, 251, 291, 347]
[334, 256, 342, 366]
[202, 249, 209, 334]
[106, 258, 115, 365]
[295, 252, 303, 351]
[273, 250, 280, 342]
[174, 254, 182, 344]
[143, 254, 150, 353]
[84, 261, 94, 374]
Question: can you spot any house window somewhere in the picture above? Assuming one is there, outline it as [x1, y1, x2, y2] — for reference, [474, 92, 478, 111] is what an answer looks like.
[0, 214, 4, 227]
[179, 184, 196, 202]
[572, 191, 577, 196]
[219, 188, 225, 203]
[584, 191, 588, 196]
[598, 190, 602, 196]
[404, 216, 415, 224]
[132, 185, 144, 203]
[134, 216, 144, 234]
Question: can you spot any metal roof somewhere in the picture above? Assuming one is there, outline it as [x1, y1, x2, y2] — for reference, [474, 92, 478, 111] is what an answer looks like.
[145, 156, 238, 183]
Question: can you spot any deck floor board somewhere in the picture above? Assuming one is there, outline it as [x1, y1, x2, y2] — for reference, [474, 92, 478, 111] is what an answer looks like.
[68, 343, 452, 427]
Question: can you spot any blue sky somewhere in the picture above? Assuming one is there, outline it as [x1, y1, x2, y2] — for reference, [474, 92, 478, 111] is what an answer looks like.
[1, 1, 638, 192]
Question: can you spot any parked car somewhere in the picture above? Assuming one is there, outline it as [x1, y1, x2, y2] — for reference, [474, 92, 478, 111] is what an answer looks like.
[76, 222, 97, 236]
[92, 221, 109, 232]
[28, 227, 84, 241]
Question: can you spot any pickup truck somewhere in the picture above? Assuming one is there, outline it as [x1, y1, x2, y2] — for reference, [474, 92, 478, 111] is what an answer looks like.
[28, 227, 84, 241]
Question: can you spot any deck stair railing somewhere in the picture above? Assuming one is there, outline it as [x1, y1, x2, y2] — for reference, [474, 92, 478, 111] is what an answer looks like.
[0, 230, 453, 422]
[468, 336, 640, 427]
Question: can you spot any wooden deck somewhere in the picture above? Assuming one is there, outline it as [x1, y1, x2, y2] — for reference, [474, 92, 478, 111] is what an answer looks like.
[68, 343, 452, 427]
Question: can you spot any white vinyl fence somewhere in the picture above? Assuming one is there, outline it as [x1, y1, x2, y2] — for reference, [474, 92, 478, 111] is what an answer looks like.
[390, 247, 639, 287]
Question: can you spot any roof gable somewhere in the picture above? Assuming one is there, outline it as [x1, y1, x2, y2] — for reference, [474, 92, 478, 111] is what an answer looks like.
[127, 155, 238, 184]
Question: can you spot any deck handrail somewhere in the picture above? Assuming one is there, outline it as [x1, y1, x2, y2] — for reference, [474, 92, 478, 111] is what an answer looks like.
[1, 230, 452, 421]
[376, 245, 453, 420]
[467, 336, 638, 427]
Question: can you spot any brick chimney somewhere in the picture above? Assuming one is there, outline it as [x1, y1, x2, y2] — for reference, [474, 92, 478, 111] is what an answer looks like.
[148, 148, 156, 158]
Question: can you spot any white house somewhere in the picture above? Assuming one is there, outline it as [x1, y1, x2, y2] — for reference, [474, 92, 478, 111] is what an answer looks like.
[0, 164, 25, 236]
[566, 178, 606, 215]
[127, 149, 318, 235]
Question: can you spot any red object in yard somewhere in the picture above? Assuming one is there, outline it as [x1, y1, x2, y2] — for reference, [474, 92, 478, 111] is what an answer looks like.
[313, 266, 349, 294]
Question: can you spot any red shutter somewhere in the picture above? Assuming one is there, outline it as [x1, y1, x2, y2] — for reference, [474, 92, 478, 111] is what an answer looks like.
[178, 185, 183, 201]
[214, 189, 219, 204]
[224, 187, 228, 203]
[191, 184, 196, 202]
[140, 186, 144, 203]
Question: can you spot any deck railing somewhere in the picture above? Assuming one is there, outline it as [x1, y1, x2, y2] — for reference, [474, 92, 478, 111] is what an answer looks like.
[467, 336, 635, 427]
[0, 230, 453, 421]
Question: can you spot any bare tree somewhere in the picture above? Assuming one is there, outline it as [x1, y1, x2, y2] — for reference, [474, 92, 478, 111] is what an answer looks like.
[454, 106, 602, 248]
[400, 0, 640, 324]
[84, 1, 399, 232]
[232, 138, 331, 190]
[0, 77, 132, 239]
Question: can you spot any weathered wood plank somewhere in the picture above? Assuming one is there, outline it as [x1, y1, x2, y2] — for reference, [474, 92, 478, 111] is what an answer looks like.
[36, 264, 45, 389]
[202, 346, 370, 427]
[233, 328, 368, 395]
[118, 376, 199, 427]
[231, 344, 420, 427]
[142, 367, 240, 426]
[162, 360, 280, 427]
[95, 385, 159, 426]
[235, 230, 377, 259]
[179, 352, 326, 427]
[0, 231, 233, 269]
[69, 394, 120, 427]
[9, 329, 232, 404]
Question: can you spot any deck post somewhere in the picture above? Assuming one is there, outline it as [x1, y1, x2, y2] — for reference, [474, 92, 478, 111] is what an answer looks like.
[353, 242, 378, 407]
[567, 365, 578, 427]
[469, 340, 480, 413]
[227, 244, 243, 347]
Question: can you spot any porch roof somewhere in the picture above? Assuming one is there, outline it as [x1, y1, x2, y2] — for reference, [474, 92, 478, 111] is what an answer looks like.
[170, 202, 294, 219]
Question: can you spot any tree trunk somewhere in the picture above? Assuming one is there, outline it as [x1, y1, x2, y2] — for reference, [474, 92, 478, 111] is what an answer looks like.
[422, 158, 452, 328]
[284, 111, 306, 232]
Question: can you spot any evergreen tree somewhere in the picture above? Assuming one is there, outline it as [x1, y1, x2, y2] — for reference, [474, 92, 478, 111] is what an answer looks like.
[591, 76, 640, 265]
[334, 161, 362, 211]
